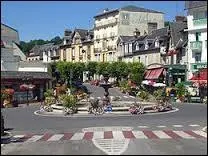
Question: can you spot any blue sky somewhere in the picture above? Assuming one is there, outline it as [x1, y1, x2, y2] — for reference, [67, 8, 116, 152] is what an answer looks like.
[1, 1, 186, 42]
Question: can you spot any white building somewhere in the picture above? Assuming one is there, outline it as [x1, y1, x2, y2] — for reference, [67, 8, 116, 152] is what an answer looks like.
[185, 1, 207, 79]
[93, 5, 164, 62]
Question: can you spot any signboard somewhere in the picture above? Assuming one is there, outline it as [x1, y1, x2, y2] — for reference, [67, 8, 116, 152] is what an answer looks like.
[191, 63, 207, 71]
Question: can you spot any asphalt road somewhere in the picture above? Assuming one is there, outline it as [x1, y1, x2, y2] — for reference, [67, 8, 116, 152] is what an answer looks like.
[1, 84, 207, 155]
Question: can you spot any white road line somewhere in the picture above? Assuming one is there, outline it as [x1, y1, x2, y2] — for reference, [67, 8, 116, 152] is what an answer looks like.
[25, 135, 43, 143]
[193, 130, 207, 138]
[189, 124, 200, 127]
[173, 125, 183, 127]
[112, 131, 125, 139]
[138, 126, 148, 128]
[129, 96, 135, 98]
[70, 133, 84, 140]
[153, 131, 172, 139]
[13, 135, 25, 139]
[93, 131, 104, 139]
[156, 125, 167, 128]
[123, 96, 128, 98]
[47, 134, 64, 141]
[89, 97, 95, 99]
[132, 131, 148, 139]
[97, 97, 101, 99]
[173, 131, 195, 139]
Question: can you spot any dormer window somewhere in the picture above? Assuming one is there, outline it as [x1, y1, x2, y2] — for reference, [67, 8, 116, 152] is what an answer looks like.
[136, 43, 139, 51]
[128, 43, 132, 53]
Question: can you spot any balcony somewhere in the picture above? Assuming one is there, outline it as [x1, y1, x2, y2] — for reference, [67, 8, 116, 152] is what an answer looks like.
[190, 41, 202, 51]
[193, 18, 207, 26]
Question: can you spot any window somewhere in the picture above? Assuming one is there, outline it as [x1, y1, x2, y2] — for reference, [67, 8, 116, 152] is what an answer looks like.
[72, 48, 75, 57]
[129, 43, 132, 53]
[79, 47, 82, 56]
[125, 44, 128, 54]
[196, 32, 201, 41]
[193, 11, 207, 19]
[136, 43, 139, 50]
[63, 49, 66, 60]
[195, 52, 201, 62]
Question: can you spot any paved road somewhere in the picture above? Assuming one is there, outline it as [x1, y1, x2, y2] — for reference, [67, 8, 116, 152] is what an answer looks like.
[1, 84, 207, 155]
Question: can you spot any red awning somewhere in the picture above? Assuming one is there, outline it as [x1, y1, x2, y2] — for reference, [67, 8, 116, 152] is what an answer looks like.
[190, 68, 207, 82]
[144, 70, 152, 79]
[145, 68, 164, 80]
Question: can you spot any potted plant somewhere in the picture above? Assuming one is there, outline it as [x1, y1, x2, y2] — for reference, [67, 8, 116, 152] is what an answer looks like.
[175, 83, 186, 102]
[43, 89, 55, 112]
[137, 90, 149, 102]
[62, 94, 78, 115]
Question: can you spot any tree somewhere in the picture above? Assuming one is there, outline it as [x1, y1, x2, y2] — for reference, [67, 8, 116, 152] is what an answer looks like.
[96, 62, 110, 76]
[128, 62, 145, 85]
[86, 61, 98, 78]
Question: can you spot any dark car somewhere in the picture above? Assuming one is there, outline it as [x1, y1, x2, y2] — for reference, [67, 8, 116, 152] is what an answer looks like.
[71, 81, 89, 93]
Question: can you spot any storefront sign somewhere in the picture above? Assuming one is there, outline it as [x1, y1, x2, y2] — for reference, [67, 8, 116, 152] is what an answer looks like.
[191, 63, 207, 71]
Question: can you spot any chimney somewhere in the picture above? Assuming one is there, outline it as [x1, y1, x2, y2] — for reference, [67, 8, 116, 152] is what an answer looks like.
[175, 16, 187, 22]
[64, 29, 72, 36]
[134, 28, 140, 38]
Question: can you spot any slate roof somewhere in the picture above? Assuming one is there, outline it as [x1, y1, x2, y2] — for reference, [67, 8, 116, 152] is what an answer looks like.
[146, 27, 168, 39]
[119, 36, 136, 43]
[170, 22, 187, 46]
[1, 71, 51, 79]
[185, 1, 207, 9]
[19, 61, 47, 68]
[120, 5, 164, 14]
[94, 9, 119, 18]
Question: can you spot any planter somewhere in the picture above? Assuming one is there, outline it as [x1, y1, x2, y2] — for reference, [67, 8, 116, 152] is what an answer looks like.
[3, 99, 12, 108]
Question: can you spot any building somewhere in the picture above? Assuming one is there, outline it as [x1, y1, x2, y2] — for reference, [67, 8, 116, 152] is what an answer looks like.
[1, 23, 26, 71]
[93, 5, 164, 62]
[117, 18, 188, 86]
[60, 29, 94, 63]
[27, 43, 60, 63]
[185, 1, 207, 80]
[1, 23, 51, 103]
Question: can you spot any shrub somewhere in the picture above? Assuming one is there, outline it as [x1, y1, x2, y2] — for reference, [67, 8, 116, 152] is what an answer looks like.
[44, 89, 53, 98]
[62, 94, 78, 109]
[153, 89, 164, 101]
[175, 82, 186, 97]
[137, 90, 149, 101]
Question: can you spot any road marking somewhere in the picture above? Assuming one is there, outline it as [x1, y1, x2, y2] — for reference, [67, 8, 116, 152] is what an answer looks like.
[129, 96, 135, 98]
[173, 131, 195, 139]
[143, 130, 159, 139]
[193, 130, 207, 138]
[83, 132, 94, 140]
[104, 131, 113, 139]
[123, 96, 128, 98]
[132, 131, 148, 139]
[153, 131, 172, 139]
[13, 135, 25, 139]
[189, 124, 200, 127]
[138, 126, 148, 128]
[112, 131, 125, 139]
[25, 135, 43, 143]
[173, 125, 183, 127]
[97, 97, 101, 99]
[93, 131, 104, 139]
[47, 134, 64, 141]
[89, 97, 95, 99]
[123, 131, 135, 139]
[70, 133, 84, 140]
[157, 125, 167, 128]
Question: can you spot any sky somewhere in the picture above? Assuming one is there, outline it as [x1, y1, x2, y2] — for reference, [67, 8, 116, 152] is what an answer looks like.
[1, 1, 186, 42]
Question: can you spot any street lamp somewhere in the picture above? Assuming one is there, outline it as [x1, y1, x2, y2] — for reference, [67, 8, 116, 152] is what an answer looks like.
[21, 76, 33, 106]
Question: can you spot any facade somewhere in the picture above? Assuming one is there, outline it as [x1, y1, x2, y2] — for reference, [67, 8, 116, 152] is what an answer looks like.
[1, 23, 26, 71]
[1, 23, 52, 104]
[185, 1, 207, 80]
[117, 18, 188, 86]
[60, 29, 94, 63]
[27, 43, 60, 63]
[93, 5, 164, 62]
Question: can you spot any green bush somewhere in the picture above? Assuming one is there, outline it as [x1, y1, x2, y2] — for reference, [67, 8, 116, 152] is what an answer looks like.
[44, 89, 53, 98]
[137, 90, 149, 101]
[175, 82, 186, 97]
[153, 89, 164, 101]
[62, 95, 77, 109]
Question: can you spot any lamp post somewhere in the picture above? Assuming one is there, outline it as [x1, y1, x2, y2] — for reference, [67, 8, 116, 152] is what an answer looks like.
[22, 76, 33, 106]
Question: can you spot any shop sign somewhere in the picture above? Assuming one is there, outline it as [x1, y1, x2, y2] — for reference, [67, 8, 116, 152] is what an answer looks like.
[191, 63, 207, 71]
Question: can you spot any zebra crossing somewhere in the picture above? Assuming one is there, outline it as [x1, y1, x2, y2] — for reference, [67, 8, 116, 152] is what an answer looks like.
[9, 130, 207, 144]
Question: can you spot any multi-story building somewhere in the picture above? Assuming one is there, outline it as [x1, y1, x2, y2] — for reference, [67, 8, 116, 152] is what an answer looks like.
[1, 23, 51, 103]
[27, 43, 60, 63]
[117, 18, 188, 86]
[60, 29, 94, 63]
[185, 1, 207, 80]
[93, 5, 164, 62]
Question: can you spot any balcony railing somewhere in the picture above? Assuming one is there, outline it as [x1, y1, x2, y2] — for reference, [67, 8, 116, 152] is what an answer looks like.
[190, 41, 202, 51]
[193, 18, 207, 26]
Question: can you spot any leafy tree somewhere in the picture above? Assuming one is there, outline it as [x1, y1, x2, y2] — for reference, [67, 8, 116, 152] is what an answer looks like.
[128, 62, 145, 85]
[96, 62, 110, 76]
[86, 61, 98, 78]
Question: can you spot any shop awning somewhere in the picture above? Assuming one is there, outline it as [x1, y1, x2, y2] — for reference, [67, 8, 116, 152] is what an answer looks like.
[145, 68, 164, 80]
[189, 68, 207, 81]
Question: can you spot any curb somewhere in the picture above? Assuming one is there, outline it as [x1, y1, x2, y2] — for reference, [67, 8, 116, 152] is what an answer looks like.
[34, 108, 179, 118]
[1, 131, 12, 143]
